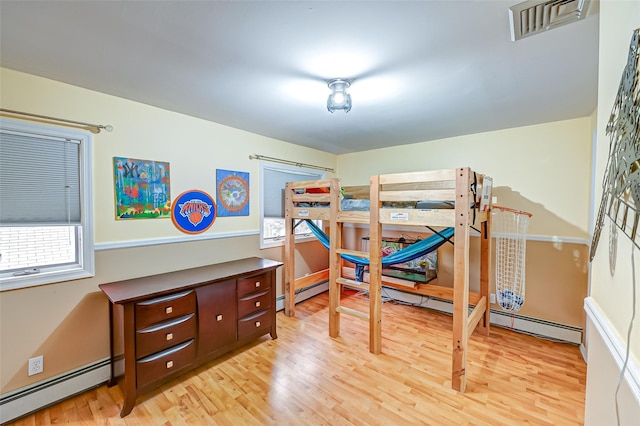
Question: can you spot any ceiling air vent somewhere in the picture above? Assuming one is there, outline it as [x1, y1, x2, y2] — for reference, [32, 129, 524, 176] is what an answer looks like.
[509, 0, 590, 41]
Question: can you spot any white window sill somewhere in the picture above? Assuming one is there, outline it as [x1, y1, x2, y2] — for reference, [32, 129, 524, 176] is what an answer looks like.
[0, 268, 94, 292]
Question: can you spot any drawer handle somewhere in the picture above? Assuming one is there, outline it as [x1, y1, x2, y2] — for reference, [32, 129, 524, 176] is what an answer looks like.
[255, 301, 261, 308]
[166, 333, 173, 341]
[166, 360, 174, 369]
[165, 306, 173, 314]
[216, 314, 223, 321]
[255, 321, 261, 328]
[255, 281, 261, 288]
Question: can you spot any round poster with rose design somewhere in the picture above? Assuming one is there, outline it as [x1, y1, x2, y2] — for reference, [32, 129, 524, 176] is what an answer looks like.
[216, 169, 249, 216]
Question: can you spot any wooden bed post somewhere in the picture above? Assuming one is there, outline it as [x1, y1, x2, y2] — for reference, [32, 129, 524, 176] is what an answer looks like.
[479, 207, 492, 336]
[329, 179, 341, 337]
[369, 175, 383, 354]
[284, 182, 295, 317]
[452, 167, 471, 392]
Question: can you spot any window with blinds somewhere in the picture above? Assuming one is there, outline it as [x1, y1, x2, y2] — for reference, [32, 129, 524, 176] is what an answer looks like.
[0, 118, 94, 291]
[260, 163, 323, 248]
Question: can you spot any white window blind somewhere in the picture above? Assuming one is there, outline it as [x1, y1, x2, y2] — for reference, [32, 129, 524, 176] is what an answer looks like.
[0, 117, 94, 291]
[1, 131, 81, 225]
[263, 167, 323, 217]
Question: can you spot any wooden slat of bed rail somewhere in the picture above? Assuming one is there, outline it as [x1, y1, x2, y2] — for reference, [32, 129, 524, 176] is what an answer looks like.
[342, 185, 370, 199]
[380, 189, 456, 202]
[288, 179, 335, 189]
[384, 181, 457, 191]
[379, 169, 457, 185]
[466, 296, 487, 340]
[293, 269, 329, 291]
[412, 284, 481, 305]
[341, 266, 417, 290]
[337, 210, 369, 224]
[336, 305, 369, 321]
[340, 266, 481, 304]
[378, 209, 455, 227]
[336, 277, 370, 291]
[336, 248, 369, 258]
[292, 207, 330, 220]
[291, 193, 332, 203]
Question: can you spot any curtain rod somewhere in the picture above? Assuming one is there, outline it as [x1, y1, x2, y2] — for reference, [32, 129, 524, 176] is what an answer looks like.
[249, 154, 334, 172]
[0, 108, 113, 134]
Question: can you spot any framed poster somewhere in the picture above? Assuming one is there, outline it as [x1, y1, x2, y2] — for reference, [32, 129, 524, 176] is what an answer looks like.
[216, 169, 249, 216]
[113, 157, 171, 219]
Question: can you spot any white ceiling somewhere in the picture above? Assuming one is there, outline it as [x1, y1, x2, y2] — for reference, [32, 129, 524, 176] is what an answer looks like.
[0, 1, 599, 155]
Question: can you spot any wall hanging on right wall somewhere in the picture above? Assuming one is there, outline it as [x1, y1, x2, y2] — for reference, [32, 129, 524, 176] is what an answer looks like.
[591, 28, 640, 272]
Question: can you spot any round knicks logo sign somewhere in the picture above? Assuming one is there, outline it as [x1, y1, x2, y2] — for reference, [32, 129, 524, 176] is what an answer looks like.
[172, 190, 216, 234]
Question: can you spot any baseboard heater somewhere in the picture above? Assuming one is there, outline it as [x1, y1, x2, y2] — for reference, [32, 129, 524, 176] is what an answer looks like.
[379, 286, 583, 344]
[0, 282, 579, 424]
[0, 284, 328, 424]
[278, 283, 582, 344]
[0, 358, 111, 424]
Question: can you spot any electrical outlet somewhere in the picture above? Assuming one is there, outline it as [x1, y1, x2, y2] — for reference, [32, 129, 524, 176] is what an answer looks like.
[28, 355, 43, 376]
[490, 293, 496, 304]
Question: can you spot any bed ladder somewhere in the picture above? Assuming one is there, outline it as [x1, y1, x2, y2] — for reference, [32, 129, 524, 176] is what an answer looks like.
[329, 179, 372, 339]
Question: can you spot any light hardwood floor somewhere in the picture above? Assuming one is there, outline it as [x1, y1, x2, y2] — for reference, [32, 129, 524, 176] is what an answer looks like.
[8, 290, 586, 425]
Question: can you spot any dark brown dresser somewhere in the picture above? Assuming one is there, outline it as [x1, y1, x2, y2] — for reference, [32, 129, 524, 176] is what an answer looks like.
[99, 257, 282, 417]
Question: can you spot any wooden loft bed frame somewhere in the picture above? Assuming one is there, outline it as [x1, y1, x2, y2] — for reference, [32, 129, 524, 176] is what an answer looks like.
[283, 179, 419, 316]
[283, 178, 342, 318]
[283, 167, 492, 392]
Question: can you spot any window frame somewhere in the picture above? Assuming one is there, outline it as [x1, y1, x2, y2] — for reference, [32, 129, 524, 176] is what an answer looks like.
[0, 118, 94, 291]
[259, 161, 324, 249]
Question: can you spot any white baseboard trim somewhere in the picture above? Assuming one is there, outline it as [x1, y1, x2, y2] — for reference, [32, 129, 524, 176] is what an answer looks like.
[580, 343, 588, 363]
[286, 284, 583, 344]
[0, 358, 110, 424]
[0, 283, 583, 425]
[584, 296, 640, 404]
[275, 281, 330, 312]
[0, 284, 327, 425]
[378, 286, 583, 344]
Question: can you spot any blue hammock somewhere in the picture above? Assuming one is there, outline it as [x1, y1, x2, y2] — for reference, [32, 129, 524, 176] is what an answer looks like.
[304, 219, 454, 280]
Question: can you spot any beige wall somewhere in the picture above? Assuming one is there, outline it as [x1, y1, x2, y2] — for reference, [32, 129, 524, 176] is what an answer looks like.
[0, 68, 332, 393]
[338, 117, 593, 239]
[345, 225, 588, 328]
[585, 0, 640, 423]
[0, 68, 336, 244]
[337, 115, 592, 330]
[1, 12, 630, 414]
[0, 66, 595, 394]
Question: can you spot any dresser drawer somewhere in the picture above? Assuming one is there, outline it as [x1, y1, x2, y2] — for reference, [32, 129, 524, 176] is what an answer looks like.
[136, 314, 196, 359]
[237, 289, 271, 318]
[237, 310, 272, 340]
[135, 290, 195, 329]
[136, 339, 195, 388]
[237, 273, 270, 297]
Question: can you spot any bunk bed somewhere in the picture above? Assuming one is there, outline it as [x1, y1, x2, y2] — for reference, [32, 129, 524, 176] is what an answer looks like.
[283, 167, 492, 392]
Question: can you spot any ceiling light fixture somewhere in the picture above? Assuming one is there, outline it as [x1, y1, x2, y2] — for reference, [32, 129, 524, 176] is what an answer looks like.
[327, 79, 352, 113]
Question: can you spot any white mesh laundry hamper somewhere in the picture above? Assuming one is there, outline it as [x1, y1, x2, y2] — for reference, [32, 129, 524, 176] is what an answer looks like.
[493, 206, 532, 312]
